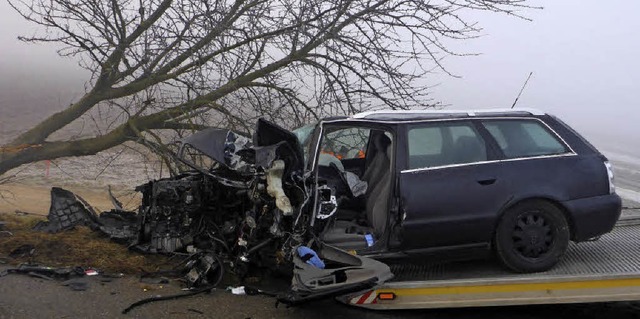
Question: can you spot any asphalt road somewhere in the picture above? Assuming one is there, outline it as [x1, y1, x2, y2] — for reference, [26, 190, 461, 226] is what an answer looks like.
[2, 269, 640, 319]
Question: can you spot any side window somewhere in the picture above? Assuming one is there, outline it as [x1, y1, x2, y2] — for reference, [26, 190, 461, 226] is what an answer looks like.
[321, 127, 370, 161]
[482, 120, 569, 159]
[408, 126, 442, 156]
[407, 122, 487, 169]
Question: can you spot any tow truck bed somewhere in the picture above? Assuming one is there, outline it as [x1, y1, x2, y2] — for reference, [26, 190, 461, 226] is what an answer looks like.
[339, 221, 640, 310]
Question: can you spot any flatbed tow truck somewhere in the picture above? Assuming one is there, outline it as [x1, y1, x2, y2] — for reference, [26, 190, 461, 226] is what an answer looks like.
[338, 218, 640, 310]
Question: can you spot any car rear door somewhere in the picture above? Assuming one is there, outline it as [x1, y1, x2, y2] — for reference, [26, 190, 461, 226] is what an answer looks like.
[398, 120, 511, 249]
[480, 118, 604, 203]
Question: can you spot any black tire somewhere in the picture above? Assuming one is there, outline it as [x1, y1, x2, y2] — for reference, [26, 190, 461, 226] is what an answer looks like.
[494, 200, 570, 273]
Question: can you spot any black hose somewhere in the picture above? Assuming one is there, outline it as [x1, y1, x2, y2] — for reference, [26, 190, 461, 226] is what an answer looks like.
[122, 285, 215, 314]
[208, 254, 225, 287]
[247, 238, 273, 256]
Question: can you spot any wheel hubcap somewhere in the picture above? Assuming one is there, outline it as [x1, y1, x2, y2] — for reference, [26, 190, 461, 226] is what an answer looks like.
[512, 212, 553, 258]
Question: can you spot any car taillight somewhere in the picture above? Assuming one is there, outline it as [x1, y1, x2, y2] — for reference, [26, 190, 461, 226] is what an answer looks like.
[604, 161, 615, 194]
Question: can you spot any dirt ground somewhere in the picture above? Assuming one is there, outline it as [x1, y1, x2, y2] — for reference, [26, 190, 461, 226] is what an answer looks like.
[0, 183, 120, 216]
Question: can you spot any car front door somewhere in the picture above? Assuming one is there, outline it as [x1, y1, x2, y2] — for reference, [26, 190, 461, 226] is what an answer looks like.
[279, 121, 394, 305]
[398, 120, 510, 250]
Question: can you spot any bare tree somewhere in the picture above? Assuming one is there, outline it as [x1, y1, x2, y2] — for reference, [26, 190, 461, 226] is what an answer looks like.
[0, 0, 531, 175]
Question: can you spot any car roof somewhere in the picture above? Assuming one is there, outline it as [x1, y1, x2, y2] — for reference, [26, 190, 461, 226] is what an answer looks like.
[339, 108, 547, 122]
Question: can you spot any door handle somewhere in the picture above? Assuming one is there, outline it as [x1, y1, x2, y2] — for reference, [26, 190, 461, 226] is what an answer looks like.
[477, 178, 497, 186]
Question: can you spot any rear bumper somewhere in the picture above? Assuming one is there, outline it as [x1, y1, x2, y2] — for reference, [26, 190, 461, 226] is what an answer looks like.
[562, 194, 622, 241]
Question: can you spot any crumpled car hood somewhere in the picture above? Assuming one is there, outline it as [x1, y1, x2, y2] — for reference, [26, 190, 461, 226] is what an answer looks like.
[178, 128, 254, 173]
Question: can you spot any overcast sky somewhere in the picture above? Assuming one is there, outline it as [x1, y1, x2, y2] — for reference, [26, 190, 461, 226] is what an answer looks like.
[430, 0, 640, 148]
[0, 0, 638, 152]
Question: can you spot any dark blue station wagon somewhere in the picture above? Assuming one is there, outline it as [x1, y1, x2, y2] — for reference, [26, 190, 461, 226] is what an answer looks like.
[296, 108, 622, 272]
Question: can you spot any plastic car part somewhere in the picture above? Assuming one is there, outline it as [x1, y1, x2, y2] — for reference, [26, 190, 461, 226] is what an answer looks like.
[281, 244, 393, 305]
[33, 187, 102, 232]
[316, 185, 337, 220]
[266, 160, 293, 215]
[32, 187, 139, 241]
[184, 252, 224, 288]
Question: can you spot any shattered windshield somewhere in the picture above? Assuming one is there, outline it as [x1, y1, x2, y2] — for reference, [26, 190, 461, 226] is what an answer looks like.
[292, 122, 317, 167]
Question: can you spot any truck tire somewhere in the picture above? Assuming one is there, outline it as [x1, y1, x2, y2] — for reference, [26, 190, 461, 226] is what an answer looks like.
[494, 200, 570, 273]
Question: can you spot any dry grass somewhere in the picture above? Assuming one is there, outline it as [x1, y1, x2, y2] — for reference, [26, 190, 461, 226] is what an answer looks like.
[0, 213, 170, 273]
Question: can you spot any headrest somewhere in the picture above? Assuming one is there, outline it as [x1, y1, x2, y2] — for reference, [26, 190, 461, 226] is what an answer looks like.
[373, 133, 391, 152]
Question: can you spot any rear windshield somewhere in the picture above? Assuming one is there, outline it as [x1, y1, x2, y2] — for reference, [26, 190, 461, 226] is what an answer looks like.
[482, 119, 570, 159]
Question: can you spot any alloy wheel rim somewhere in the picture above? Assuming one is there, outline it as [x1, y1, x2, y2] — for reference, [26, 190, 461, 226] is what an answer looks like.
[512, 211, 554, 258]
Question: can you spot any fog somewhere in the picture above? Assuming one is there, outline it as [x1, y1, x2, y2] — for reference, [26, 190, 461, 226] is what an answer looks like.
[0, 0, 638, 155]
[429, 0, 640, 155]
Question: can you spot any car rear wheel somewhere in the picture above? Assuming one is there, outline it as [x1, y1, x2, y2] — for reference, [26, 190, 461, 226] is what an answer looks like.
[494, 200, 570, 273]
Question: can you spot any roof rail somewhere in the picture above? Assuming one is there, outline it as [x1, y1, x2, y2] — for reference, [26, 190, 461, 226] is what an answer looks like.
[351, 108, 546, 119]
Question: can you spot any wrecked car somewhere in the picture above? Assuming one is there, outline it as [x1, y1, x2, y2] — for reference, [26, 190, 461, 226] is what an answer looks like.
[39, 108, 621, 302]
[138, 108, 621, 276]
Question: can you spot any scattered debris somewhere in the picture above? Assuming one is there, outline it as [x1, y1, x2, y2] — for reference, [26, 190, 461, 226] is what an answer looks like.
[102, 272, 125, 279]
[9, 244, 35, 258]
[1, 263, 84, 279]
[228, 286, 246, 295]
[33, 187, 102, 233]
[62, 279, 89, 291]
[32, 187, 139, 242]
[28, 272, 54, 281]
[84, 268, 99, 276]
[122, 286, 215, 314]
[0, 262, 117, 292]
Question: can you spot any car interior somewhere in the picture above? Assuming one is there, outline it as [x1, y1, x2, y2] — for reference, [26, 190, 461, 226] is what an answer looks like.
[317, 128, 394, 251]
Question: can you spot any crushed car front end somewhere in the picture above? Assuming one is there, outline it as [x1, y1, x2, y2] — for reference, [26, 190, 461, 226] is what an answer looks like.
[132, 118, 392, 298]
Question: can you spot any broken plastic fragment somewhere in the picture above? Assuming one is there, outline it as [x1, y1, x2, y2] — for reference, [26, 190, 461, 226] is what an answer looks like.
[33, 187, 102, 233]
[84, 269, 99, 276]
[62, 279, 89, 291]
[228, 286, 246, 295]
[266, 160, 293, 215]
[297, 246, 325, 269]
[9, 244, 35, 258]
[365, 234, 374, 247]
[108, 185, 124, 211]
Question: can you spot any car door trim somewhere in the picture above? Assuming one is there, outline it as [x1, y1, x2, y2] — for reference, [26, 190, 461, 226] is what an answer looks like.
[400, 153, 578, 174]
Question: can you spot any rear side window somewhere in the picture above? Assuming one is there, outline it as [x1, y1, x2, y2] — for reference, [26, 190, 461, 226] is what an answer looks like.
[408, 122, 487, 169]
[482, 120, 570, 159]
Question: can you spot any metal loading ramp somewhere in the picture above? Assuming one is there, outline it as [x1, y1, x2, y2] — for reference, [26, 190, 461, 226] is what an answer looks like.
[339, 222, 640, 310]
